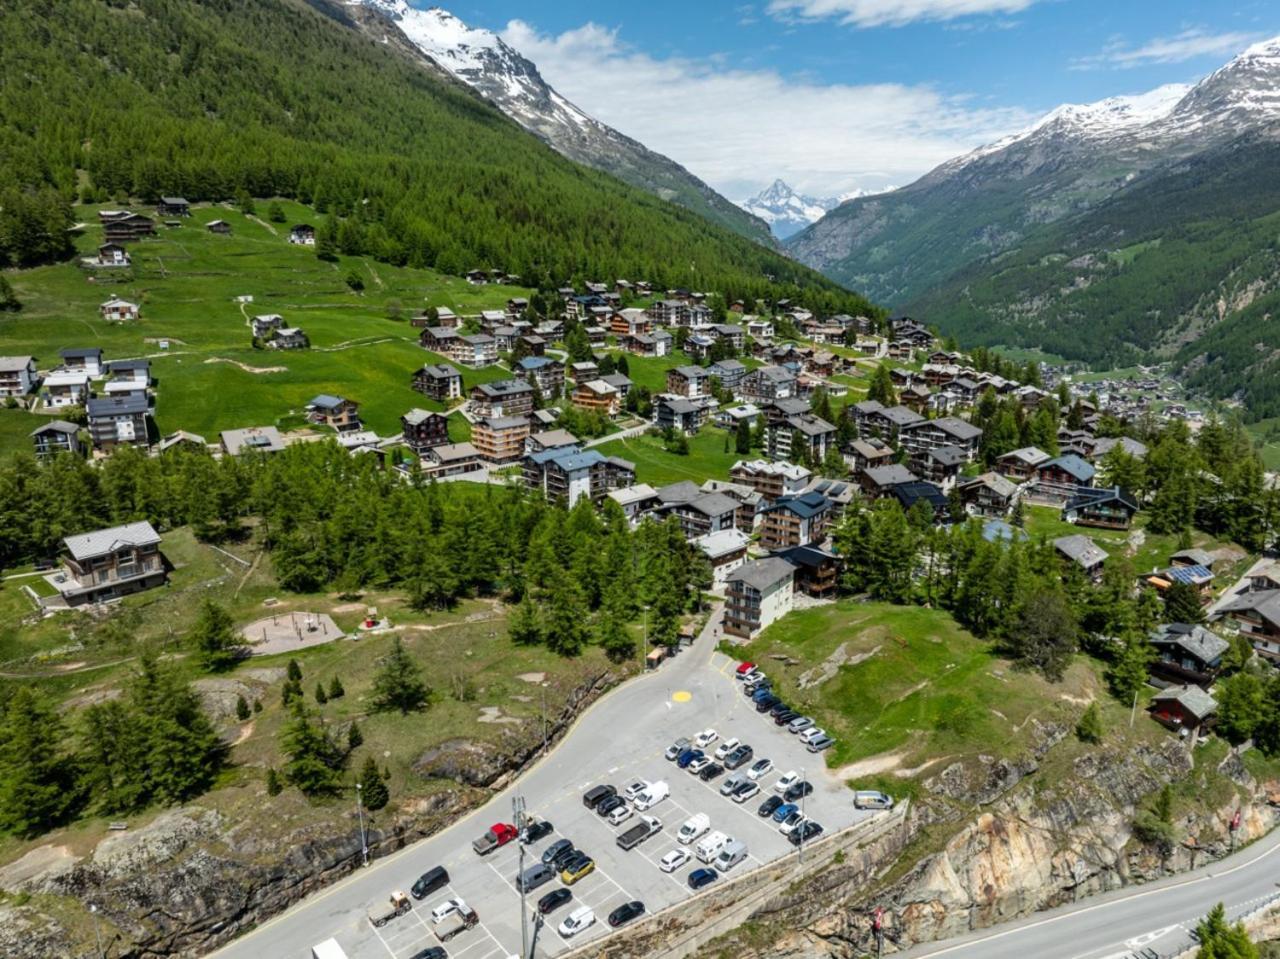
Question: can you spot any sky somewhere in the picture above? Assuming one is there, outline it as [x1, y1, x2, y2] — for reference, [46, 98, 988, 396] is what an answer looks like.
[437, 0, 1279, 201]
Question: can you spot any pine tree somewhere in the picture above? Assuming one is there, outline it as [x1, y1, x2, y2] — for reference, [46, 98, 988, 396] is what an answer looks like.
[287, 659, 303, 682]
[265, 767, 282, 797]
[1107, 635, 1153, 702]
[281, 702, 345, 796]
[735, 418, 751, 454]
[315, 682, 328, 705]
[328, 676, 345, 699]
[190, 599, 243, 671]
[508, 595, 544, 646]
[359, 755, 389, 811]
[1164, 581, 1206, 624]
[1075, 702, 1104, 744]
[371, 638, 430, 714]
[0, 275, 20, 312]
[0, 688, 81, 836]
[1193, 903, 1258, 959]
[867, 364, 897, 406]
[235, 695, 251, 721]
[1216, 672, 1265, 745]
[267, 200, 286, 223]
[347, 722, 363, 751]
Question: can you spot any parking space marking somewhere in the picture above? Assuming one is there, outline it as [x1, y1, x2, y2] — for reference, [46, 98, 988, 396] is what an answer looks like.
[368, 923, 399, 958]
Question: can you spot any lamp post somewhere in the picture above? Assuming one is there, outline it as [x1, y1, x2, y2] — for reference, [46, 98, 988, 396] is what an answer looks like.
[798, 766, 807, 865]
[540, 682, 549, 756]
[89, 904, 104, 959]
[355, 782, 368, 867]
[513, 795, 529, 959]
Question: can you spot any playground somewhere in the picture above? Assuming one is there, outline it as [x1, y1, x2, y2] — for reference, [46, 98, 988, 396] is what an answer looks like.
[241, 611, 345, 656]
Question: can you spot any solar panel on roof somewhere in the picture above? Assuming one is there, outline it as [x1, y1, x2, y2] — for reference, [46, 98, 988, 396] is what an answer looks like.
[829, 482, 847, 495]
[1167, 565, 1212, 583]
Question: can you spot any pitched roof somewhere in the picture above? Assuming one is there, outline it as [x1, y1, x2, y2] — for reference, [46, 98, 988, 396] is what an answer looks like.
[694, 528, 751, 560]
[865, 464, 919, 487]
[727, 557, 796, 592]
[767, 490, 831, 520]
[1065, 485, 1139, 513]
[0, 355, 34, 372]
[1150, 623, 1229, 664]
[656, 481, 702, 505]
[64, 521, 161, 561]
[87, 394, 149, 416]
[31, 420, 79, 436]
[402, 408, 446, 426]
[608, 484, 659, 508]
[685, 492, 741, 518]
[1042, 454, 1096, 483]
[1171, 548, 1215, 568]
[960, 471, 1018, 499]
[892, 481, 948, 512]
[1054, 534, 1108, 568]
[59, 347, 103, 360]
[999, 446, 1050, 466]
[1219, 588, 1280, 629]
[1151, 684, 1217, 721]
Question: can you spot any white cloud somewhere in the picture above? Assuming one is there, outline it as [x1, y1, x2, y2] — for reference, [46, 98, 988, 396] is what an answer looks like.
[765, 0, 1038, 29]
[500, 19, 1035, 200]
[1071, 28, 1261, 70]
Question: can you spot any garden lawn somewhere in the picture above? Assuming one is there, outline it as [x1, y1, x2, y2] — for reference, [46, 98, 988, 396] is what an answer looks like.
[594, 427, 745, 486]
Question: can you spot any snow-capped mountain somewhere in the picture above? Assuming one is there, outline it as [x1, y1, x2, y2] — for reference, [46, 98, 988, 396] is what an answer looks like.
[343, 2, 774, 245]
[740, 180, 839, 239]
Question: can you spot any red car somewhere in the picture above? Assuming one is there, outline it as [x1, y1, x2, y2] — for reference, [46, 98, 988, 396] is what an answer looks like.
[472, 822, 518, 856]
[735, 662, 756, 679]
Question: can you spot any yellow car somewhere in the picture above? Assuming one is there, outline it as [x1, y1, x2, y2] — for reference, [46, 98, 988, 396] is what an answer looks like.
[559, 856, 596, 885]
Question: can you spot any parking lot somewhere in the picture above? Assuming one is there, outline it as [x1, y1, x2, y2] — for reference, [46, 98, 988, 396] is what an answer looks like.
[213, 610, 874, 959]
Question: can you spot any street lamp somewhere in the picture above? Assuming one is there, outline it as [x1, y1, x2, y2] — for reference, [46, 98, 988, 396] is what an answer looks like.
[355, 782, 368, 868]
[798, 766, 807, 865]
[513, 795, 529, 959]
[89, 903, 104, 959]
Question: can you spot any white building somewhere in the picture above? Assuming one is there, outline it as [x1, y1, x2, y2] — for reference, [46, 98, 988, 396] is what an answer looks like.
[0, 356, 37, 397]
[694, 528, 751, 589]
[724, 557, 796, 639]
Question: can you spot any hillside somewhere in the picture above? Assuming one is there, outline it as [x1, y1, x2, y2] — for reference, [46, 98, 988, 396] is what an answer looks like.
[343, 1, 777, 247]
[0, 0, 864, 309]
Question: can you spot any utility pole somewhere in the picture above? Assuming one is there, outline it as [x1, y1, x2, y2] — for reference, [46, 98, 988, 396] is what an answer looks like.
[1129, 687, 1139, 729]
[798, 765, 806, 865]
[540, 683, 548, 756]
[89, 903, 104, 959]
[638, 605, 649, 672]
[355, 782, 368, 867]
[514, 795, 529, 959]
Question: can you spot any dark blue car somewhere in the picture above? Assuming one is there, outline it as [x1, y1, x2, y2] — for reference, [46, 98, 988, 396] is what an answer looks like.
[688, 868, 718, 890]
[772, 801, 798, 823]
[677, 748, 704, 769]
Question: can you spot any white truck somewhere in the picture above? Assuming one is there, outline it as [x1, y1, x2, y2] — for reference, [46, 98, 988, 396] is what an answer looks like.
[695, 829, 729, 864]
[617, 814, 663, 851]
[633, 780, 669, 811]
[311, 940, 349, 959]
[677, 813, 710, 845]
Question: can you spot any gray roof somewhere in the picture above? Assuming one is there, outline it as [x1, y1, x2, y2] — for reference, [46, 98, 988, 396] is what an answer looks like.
[0, 355, 34, 372]
[1000, 446, 1050, 466]
[960, 471, 1017, 499]
[926, 444, 968, 466]
[480, 415, 530, 430]
[880, 406, 925, 427]
[657, 481, 702, 505]
[402, 408, 445, 426]
[430, 442, 480, 463]
[1171, 548, 1215, 568]
[906, 415, 982, 441]
[1152, 684, 1218, 721]
[865, 464, 919, 487]
[87, 394, 149, 416]
[728, 557, 796, 592]
[1054, 534, 1109, 568]
[672, 365, 709, 379]
[221, 426, 285, 455]
[1092, 436, 1149, 459]
[64, 521, 161, 561]
[418, 363, 461, 379]
[31, 420, 79, 436]
[685, 492, 741, 518]
[787, 414, 836, 436]
[476, 379, 533, 398]
[1150, 624, 1230, 664]
[1220, 588, 1280, 629]
[60, 348, 103, 360]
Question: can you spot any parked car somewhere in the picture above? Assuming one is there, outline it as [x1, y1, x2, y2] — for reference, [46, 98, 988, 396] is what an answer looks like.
[472, 822, 517, 856]
[409, 948, 446, 959]
[596, 795, 625, 817]
[790, 820, 824, 845]
[854, 790, 895, 810]
[774, 770, 800, 793]
[807, 735, 835, 753]
[537, 887, 572, 915]
[688, 757, 713, 776]
[732, 781, 760, 804]
[774, 709, 800, 726]
[559, 855, 596, 885]
[608, 901, 646, 927]
[784, 781, 814, 802]
[430, 898, 465, 925]
[755, 695, 780, 713]
[623, 780, 650, 802]
[515, 863, 554, 893]
[583, 784, 617, 809]
[713, 737, 740, 760]
[735, 662, 757, 679]
[677, 748, 704, 769]
[750, 685, 773, 701]
[719, 773, 746, 797]
[747, 758, 773, 780]
[521, 820, 553, 844]
[410, 866, 449, 900]
[787, 716, 814, 734]
[779, 810, 807, 836]
[799, 727, 826, 745]
[558, 905, 596, 938]
[772, 802, 798, 823]
[688, 868, 718, 890]
[695, 729, 719, 748]
[542, 838, 574, 867]
[758, 795, 784, 818]
[665, 737, 691, 761]
[698, 762, 724, 782]
[607, 804, 634, 826]
[768, 701, 791, 718]
[724, 745, 754, 770]
[659, 848, 691, 873]
[745, 675, 770, 694]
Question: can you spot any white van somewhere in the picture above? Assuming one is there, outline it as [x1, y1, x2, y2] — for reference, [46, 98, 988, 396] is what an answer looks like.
[634, 780, 669, 811]
[695, 830, 729, 864]
[677, 813, 710, 845]
[558, 905, 596, 938]
[714, 839, 748, 872]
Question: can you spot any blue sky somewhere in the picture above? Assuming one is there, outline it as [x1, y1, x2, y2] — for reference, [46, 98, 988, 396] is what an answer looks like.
[435, 0, 1279, 198]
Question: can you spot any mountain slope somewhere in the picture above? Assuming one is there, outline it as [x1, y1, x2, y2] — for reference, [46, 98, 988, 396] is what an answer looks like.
[0, 0, 869, 310]
[345, 1, 776, 247]
[740, 180, 839, 240]
[788, 39, 1280, 309]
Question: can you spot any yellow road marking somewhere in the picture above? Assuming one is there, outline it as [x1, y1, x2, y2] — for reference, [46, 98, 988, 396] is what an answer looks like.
[672, 690, 692, 703]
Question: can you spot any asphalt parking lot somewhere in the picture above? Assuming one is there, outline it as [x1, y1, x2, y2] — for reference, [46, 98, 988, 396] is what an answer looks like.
[213, 610, 874, 959]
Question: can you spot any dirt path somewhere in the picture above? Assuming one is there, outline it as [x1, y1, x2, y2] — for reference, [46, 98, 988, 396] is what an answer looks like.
[246, 214, 279, 236]
[203, 357, 287, 374]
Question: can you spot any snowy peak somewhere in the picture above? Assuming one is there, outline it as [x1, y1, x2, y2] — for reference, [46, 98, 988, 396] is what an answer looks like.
[741, 180, 839, 240]
[1029, 84, 1192, 138]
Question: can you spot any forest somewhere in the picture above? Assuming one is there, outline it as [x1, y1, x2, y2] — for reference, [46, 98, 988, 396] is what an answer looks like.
[0, 0, 875, 317]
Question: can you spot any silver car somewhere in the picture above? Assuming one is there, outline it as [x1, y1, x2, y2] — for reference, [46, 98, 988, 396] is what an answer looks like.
[719, 773, 746, 796]
[787, 716, 814, 734]
[665, 737, 691, 761]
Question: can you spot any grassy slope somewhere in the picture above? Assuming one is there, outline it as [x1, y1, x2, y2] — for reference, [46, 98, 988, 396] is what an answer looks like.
[595, 429, 746, 487]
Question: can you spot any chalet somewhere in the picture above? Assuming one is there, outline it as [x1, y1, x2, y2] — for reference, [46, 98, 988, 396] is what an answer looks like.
[31, 421, 81, 459]
[251, 314, 285, 339]
[526, 429, 580, 455]
[206, 219, 232, 235]
[573, 379, 621, 418]
[569, 361, 599, 383]
[105, 359, 149, 392]
[607, 483, 662, 525]
[505, 297, 530, 320]
[701, 479, 765, 533]
[1149, 685, 1217, 735]
[859, 464, 919, 498]
[412, 363, 463, 401]
[600, 373, 632, 400]
[1171, 548, 1216, 570]
[667, 365, 711, 399]
[715, 403, 762, 430]
[774, 544, 840, 599]
[479, 310, 507, 332]
[957, 472, 1018, 517]
[746, 318, 775, 341]
[566, 294, 607, 320]
[535, 319, 564, 340]
[305, 395, 361, 431]
[522, 448, 635, 507]
[419, 326, 459, 353]
[998, 446, 1050, 481]
[87, 394, 149, 451]
[101, 211, 156, 243]
[584, 325, 608, 348]
[401, 409, 450, 455]
[1092, 436, 1150, 462]
[766, 411, 835, 464]
[656, 483, 740, 540]
[471, 379, 535, 419]
[1054, 534, 1109, 582]
[156, 197, 190, 217]
[220, 426, 285, 456]
[100, 298, 140, 322]
[42, 371, 91, 408]
[1148, 623, 1228, 689]
[268, 327, 308, 350]
[891, 481, 949, 522]
[846, 438, 895, 474]
[740, 366, 797, 404]
[694, 528, 752, 589]
[611, 308, 650, 336]
[913, 444, 967, 489]
[891, 318, 934, 347]
[530, 409, 561, 433]
[519, 334, 547, 356]
[946, 376, 982, 407]
[465, 269, 489, 285]
[1035, 454, 1096, 503]
[861, 404, 925, 442]
[724, 557, 796, 639]
[654, 395, 708, 435]
[433, 307, 459, 328]
[422, 441, 482, 478]
[471, 416, 530, 464]
[514, 356, 565, 400]
[47, 521, 166, 606]
[683, 334, 716, 361]
[1063, 486, 1140, 530]
[708, 359, 747, 390]
[288, 224, 316, 246]
[492, 326, 520, 352]
[0, 356, 37, 396]
[890, 367, 915, 389]
[899, 416, 982, 462]
[730, 459, 812, 504]
[758, 491, 832, 552]
[453, 334, 498, 369]
[901, 382, 933, 412]
[95, 243, 130, 267]
[887, 341, 915, 361]
[1218, 590, 1280, 664]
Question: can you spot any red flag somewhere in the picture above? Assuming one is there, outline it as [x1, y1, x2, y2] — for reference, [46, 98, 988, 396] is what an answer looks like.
[1231, 810, 1241, 831]
[873, 907, 884, 931]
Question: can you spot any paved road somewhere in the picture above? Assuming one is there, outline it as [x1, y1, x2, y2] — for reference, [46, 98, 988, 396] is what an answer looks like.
[583, 423, 650, 448]
[898, 826, 1280, 959]
[208, 607, 866, 959]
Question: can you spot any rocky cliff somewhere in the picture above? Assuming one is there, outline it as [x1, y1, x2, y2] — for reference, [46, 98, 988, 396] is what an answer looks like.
[0, 669, 619, 959]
